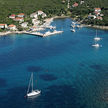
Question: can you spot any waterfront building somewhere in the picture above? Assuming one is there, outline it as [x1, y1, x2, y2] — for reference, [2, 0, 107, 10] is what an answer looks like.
[21, 22, 28, 28]
[8, 24, 17, 30]
[0, 24, 7, 29]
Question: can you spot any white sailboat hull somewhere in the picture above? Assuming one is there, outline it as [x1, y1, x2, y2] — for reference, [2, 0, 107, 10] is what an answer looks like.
[94, 37, 101, 41]
[92, 44, 100, 47]
[27, 90, 41, 97]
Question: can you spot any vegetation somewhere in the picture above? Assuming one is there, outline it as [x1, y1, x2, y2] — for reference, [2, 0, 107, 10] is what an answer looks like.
[0, 0, 67, 23]
[69, 0, 108, 26]
[0, 0, 108, 26]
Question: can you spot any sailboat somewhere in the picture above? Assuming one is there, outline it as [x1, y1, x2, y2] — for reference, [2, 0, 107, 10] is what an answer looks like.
[94, 30, 101, 41]
[27, 72, 41, 97]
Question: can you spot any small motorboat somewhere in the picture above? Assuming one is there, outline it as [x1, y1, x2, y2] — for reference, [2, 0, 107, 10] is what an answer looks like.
[71, 28, 75, 32]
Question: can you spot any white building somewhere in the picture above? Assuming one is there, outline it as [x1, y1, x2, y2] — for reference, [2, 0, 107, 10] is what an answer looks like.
[30, 12, 38, 19]
[42, 13, 47, 18]
[0, 24, 7, 29]
[80, 1, 84, 4]
[9, 14, 16, 19]
[21, 22, 28, 28]
[17, 13, 25, 18]
[32, 19, 40, 25]
[88, 14, 96, 19]
[94, 8, 101, 12]
[37, 10, 44, 15]
[8, 24, 17, 30]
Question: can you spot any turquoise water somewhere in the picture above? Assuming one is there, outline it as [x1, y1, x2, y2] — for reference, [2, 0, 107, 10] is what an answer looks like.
[0, 18, 108, 108]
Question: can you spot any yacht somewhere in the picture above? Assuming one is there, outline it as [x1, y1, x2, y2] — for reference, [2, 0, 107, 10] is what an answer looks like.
[27, 73, 41, 97]
[94, 30, 101, 41]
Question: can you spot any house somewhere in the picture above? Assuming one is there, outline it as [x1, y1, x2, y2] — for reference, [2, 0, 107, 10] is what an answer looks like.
[8, 24, 17, 30]
[94, 11, 100, 16]
[97, 16, 103, 20]
[100, 14, 104, 16]
[88, 14, 96, 19]
[0, 24, 7, 29]
[62, 0, 65, 3]
[21, 22, 28, 28]
[9, 14, 16, 19]
[94, 8, 101, 12]
[80, 1, 84, 4]
[32, 19, 40, 25]
[30, 12, 38, 19]
[42, 13, 47, 18]
[14, 17, 24, 22]
[37, 10, 44, 15]
[17, 13, 25, 17]
[72, 2, 78, 7]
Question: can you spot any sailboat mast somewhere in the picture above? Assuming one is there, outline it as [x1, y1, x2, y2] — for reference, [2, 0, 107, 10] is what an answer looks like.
[32, 72, 33, 91]
[27, 73, 32, 94]
[96, 29, 97, 37]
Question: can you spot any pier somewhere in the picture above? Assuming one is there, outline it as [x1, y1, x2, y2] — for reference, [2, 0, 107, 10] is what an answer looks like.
[25, 30, 63, 37]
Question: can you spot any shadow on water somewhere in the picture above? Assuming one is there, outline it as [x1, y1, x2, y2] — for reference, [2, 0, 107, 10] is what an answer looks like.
[79, 62, 86, 67]
[39, 74, 57, 81]
[40, 84, 84, 108]
[0, 78, 7, 88]
[90, 64, 103, 70]
[27, 66, 43, 72]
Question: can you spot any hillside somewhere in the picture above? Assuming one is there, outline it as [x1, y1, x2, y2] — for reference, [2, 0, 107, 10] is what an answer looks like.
[0, 0, 108, 26]
[0, 0, 67, 23]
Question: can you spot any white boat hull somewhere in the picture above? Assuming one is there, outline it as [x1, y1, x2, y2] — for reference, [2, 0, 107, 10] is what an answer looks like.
[94, 37, 101, 41]
[92, 44, 100, 47]
[71, 29, 75, 32]
[27, 90, 41, 97]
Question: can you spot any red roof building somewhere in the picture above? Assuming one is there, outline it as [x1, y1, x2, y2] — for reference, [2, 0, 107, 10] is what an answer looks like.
[14, 17, 24, 22]
[17, 13, 25, 17]
[94, 8, 101, 12]
[72, 2, 78, 7]
[0, 24, 7, 29]
[8, 24, 17, 30]
[9, 14, 16, 19]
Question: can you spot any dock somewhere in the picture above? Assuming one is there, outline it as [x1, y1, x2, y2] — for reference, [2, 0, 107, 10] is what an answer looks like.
[25, 30, 63, 37]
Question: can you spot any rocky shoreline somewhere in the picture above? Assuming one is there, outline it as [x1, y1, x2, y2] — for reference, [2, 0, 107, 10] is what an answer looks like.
[0, 31, 27, 36]
[82, 24, 108, 30]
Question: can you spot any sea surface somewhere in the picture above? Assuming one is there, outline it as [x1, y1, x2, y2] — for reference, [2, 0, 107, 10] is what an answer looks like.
[0, 18, 108, 108]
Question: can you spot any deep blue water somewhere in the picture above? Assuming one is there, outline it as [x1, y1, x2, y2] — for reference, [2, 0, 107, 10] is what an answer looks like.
[0, 18, 108, 108]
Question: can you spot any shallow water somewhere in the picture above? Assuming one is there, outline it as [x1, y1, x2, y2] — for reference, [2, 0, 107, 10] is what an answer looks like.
[0, 18, 108, 108]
